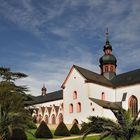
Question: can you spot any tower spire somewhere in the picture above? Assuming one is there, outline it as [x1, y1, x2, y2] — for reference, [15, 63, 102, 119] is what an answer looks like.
[41, 83, 47, 96]
[99, 30, 117, 80]
[106, 28, 109, 44]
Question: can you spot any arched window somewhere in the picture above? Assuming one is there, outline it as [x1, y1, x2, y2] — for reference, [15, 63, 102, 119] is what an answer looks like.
[101, 92, 105, 100]
[69, 104, 73, 113]
[38, 114, 42, 123]
[110, 66, 114, 72]
[58, 113, 63, 123]
[105, 66, 108, 72]
[51, 114, 56, 124]
[73, 91, 77, 99]
[129, 95, 138, 117]
[44, 115, 48, 124]
[77, 102, 81, 113]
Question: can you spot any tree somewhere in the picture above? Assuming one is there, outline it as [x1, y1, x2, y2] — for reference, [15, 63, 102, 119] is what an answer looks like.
[0, 67, 32, 139]
[7, 128, 27, 140]
[82, 108, 140, 140]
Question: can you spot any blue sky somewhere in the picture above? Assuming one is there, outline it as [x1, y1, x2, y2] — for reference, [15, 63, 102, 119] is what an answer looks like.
[0, 0, 140, 96]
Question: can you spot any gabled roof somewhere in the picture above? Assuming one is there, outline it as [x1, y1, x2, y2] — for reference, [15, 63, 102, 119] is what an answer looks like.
[111, 69, 140, 87]
[89, 97, 122, 110]
[62, 65, 140, 89]
[73, 65, 114, 87]
[41, 106, 45, 115]
[27, 65, 140, 106]
[61, 65, 114, 88]
[47, 107, 52, 115]
[28, 90, 63, 105]
[53, 105, 59, 115]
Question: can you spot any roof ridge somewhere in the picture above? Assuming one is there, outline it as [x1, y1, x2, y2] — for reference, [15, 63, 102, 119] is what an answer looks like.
[73, 65, 100, 76]
[36, 89, 63, 97]
[116, 68, 140, 77]
[73, 64, 114, 87]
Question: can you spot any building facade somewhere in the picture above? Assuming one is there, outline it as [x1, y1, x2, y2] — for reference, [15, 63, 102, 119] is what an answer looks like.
[30, 32, 140, 125]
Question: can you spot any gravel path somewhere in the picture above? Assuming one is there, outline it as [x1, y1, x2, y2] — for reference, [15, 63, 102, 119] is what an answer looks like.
[48, 134, 100, 140]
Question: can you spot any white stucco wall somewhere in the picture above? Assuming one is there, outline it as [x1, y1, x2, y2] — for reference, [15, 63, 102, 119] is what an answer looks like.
[115, 84, 140, 110]
[88, 83, 115, 101]
[63, 68, 93, 124]
[31, 65, 140, 125]
[88, 83, 116, 120]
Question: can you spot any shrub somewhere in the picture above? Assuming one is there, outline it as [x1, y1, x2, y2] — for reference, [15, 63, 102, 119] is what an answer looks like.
[35, 121, 53, 138]
[80, 122, 88, 134]
[80, 118, 104, 134]
[54, 122, 70, 136]
[27, 121, 37, 129]
[7, 128, 27, 140]
[70, 122, 80, 135]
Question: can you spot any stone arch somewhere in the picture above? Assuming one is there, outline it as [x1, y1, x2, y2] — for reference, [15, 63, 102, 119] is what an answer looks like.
[51, 114, 56, 124]
[129, 95, 138, 117]
[38, 114, 42, 123]
[44, 114, 49, 124]
[58, 113, 63, 123]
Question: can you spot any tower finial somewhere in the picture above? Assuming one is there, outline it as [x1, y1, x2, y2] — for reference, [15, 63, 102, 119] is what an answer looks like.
[42, 83, 47, 96]
[106, 28, 109, 43]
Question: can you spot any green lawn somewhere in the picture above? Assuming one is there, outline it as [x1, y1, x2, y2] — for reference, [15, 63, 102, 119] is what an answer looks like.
[27, 129, 63, 140]
[27, 129, 140, 140]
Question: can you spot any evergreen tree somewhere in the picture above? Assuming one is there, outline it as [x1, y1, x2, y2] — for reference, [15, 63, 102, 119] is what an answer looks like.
[7, 128, 27, 140]
[70, 122, 80, 135]
[54, 122, 70, 136]
[0, 67, 32, 139]
[35, 121, 53, 138]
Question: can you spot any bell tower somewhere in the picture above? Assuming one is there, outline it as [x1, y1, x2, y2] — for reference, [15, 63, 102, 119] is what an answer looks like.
[99, 29, 117, 80]
[41, 84, 47, 96]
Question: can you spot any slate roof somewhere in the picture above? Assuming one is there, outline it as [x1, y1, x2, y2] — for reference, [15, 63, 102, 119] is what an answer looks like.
[89, 97, 122, 110]
[29, 90, 63, 105]
[74, 65, 140, 88]
[111, 69, 140, 87]
[27, 65, 140, 106]
[74, 65, 114, 87]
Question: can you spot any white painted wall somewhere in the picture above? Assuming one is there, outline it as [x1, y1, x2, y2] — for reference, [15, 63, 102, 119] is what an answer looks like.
[62, 68, 117, 124]
[88, 83, 116, 120]
[89, 83, 115, 101]
[116, 84, 140, 110]
[63, 68, 93, 124]
[31, 65, 140, 125]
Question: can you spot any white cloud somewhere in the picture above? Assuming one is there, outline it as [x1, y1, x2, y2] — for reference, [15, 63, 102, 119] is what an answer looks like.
[17, 46, 99, 96]
[1, 0, 140, 96]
